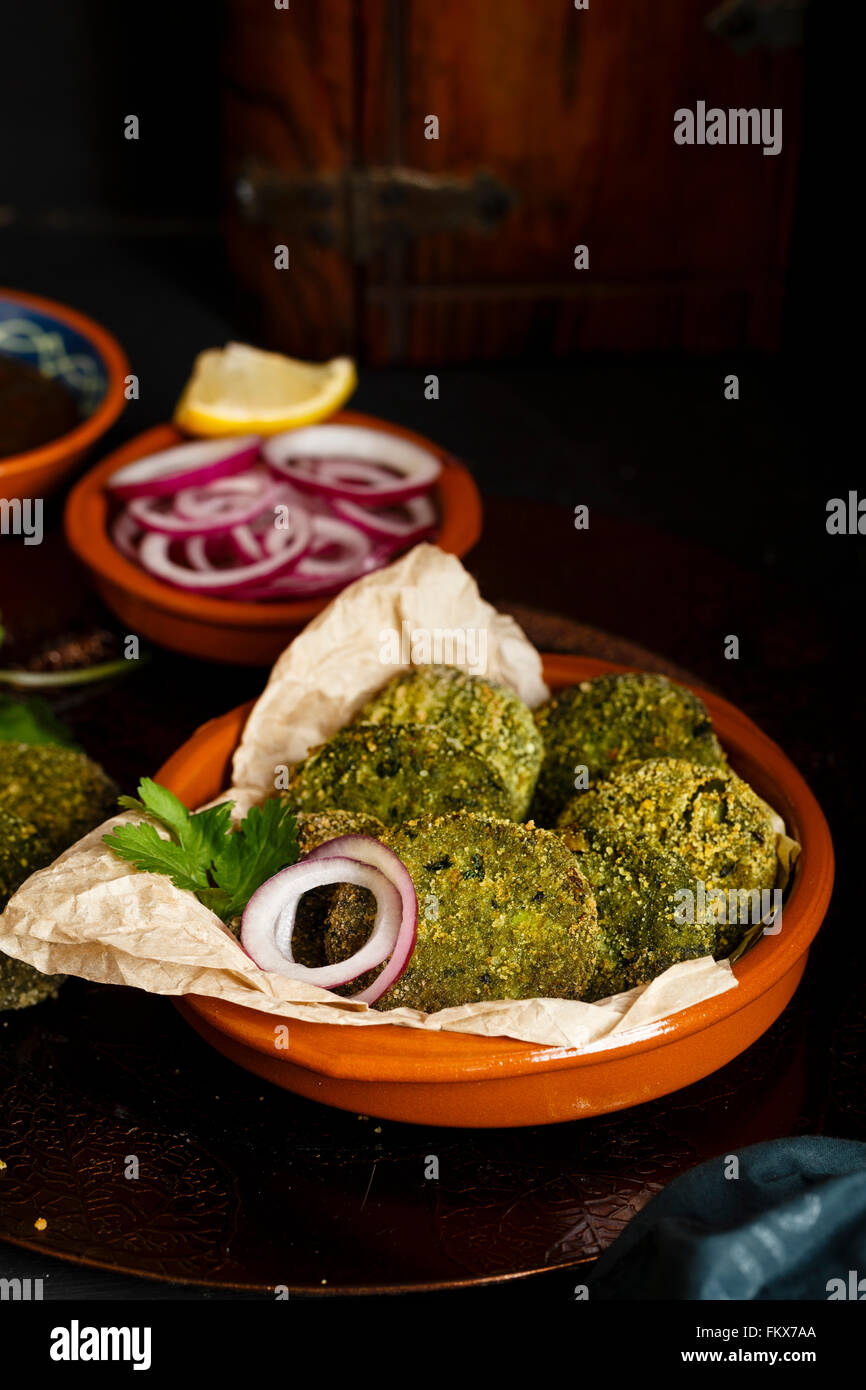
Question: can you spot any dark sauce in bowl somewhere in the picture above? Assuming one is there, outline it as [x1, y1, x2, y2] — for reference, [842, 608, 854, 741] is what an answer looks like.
[0, 355, 81, 458]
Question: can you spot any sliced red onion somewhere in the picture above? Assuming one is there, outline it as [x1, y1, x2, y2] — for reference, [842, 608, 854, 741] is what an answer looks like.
[314, 458, 398, 488]
[215, 568, 363, 601]
[173, 470, 274, 521]
[218, 513, 375, 600]
[226, 524, 265, 564]
[289, 512, 373, 576]
[214, 509, 315, 594]
[240, 854, 405, 989]
[126, 477, 283, 538]
[263, 423, 441, 503]
[304, 836, 418, 1003]
[228, 535, 398, 599]
[111, 509, 143, 561]
[331, 493, 437, 543]
[136, 526, 311, 593]
[184, 533, 238, 572]
[106, 424, 438, 602]
[109, 436, 262, 500]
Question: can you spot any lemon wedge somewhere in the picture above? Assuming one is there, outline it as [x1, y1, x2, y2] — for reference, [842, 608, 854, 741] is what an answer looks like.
[174, 343, 357, 436]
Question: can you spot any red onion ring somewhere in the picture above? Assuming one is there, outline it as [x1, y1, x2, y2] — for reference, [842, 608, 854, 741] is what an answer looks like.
[136, 524, 311, 593]
[127, 476, 283, 538]
[111, 510, 143, 561]
[173, 470, 274, 520]
[226, 524, 265, 564]
[330, 493, 437, 543]
[109, 436, 262, 500]
[289, 512, 373, 576]
[303, 835, 418, 1002]
[263, 423, 441, 504]
[240, 853, 408, 990]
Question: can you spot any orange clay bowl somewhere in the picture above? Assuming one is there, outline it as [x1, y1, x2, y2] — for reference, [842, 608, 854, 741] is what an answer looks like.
[161, 655, 834, 1128]
[0, 288, 128, 503]
[64, 412, 482, 666]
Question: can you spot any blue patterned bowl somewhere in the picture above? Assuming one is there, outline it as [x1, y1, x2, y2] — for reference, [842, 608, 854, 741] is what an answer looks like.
[0, 288, 128, 502]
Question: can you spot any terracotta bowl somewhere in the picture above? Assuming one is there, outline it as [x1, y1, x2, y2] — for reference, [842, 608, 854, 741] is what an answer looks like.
[64, 411, 483, 665]
[0, 288, 128, 504]
[161, 655, 834, 1127]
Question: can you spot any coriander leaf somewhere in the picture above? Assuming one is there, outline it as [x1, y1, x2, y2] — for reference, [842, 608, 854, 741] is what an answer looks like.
[183, 801, 235, 866]
[136, 777, 192, 841]
[119, 782, 234, 868]
[210, 797, 299, 920]
[104, 781, 298, 924]
[103, 822, 210, 894]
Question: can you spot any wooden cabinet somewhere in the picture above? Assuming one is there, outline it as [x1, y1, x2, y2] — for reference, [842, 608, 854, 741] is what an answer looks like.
[223, 0, 802, 362]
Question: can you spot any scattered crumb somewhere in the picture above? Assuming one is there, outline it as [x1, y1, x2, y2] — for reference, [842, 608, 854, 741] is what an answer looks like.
[34, 1217, 47, 1231]
[0, 1158, 7, 1170]
[374, 1126, 382, 1134]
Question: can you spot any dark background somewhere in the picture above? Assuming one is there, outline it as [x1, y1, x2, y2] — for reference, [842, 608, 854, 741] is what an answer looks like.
[1, 0, 859, 1302]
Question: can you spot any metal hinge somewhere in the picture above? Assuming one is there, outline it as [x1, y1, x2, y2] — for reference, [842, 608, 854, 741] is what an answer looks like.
[234, 165, 515, 262]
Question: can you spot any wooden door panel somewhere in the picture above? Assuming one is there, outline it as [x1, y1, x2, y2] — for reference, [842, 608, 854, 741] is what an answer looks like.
[222, 0, 802, 361]
[391, 0, 800, 279]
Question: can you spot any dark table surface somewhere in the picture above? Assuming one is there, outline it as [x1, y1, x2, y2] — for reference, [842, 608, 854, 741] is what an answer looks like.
[0, 231, 861, 1299]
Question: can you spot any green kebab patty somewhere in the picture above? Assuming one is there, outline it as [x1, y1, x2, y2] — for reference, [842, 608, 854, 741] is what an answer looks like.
[284, 722, 513, 826]
[0, 805, 66, 1011]
[0, 741, 118, 857]
[558, 757, 778, 956]
[324, 811, 599, 1012]
[530, 673, 726, 826]
[355, 665, 543, 819]
[568, 833, 715, 1001]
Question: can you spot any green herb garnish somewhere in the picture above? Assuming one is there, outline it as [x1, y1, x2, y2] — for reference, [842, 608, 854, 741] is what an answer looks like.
[103, 777, 299, 923]
[0, 693, 80, 748]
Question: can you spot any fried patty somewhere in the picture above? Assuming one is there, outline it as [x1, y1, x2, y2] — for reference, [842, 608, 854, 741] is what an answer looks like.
[569, 833, 715, 1001]
[356, 665, 543, 819]
[0, 741, 118, 856]
[285, 722, 512, 825]
[0, 804, 66, 1011]
[325, 811, 599, 1012]
[558, 758, 778, 909]
[531, 674, 725, 825]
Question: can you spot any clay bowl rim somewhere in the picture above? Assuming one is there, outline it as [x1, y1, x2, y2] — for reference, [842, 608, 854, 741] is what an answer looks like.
[0, 286, 129, 481]
[63, 411, 483, 629]
[165, 655, 835, 1085]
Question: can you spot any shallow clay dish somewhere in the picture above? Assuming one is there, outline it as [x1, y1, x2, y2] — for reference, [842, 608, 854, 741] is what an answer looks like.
[0, 288, 128, 503]
[64, 411, 482, 665]
[163, 656, 833, 1128]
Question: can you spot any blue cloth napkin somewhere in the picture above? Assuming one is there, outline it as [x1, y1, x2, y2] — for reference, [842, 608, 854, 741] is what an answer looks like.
[586, 1137, 866, 1300]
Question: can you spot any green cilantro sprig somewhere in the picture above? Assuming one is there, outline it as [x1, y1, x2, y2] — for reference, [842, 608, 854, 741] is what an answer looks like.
[103, 778, 299, 924]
